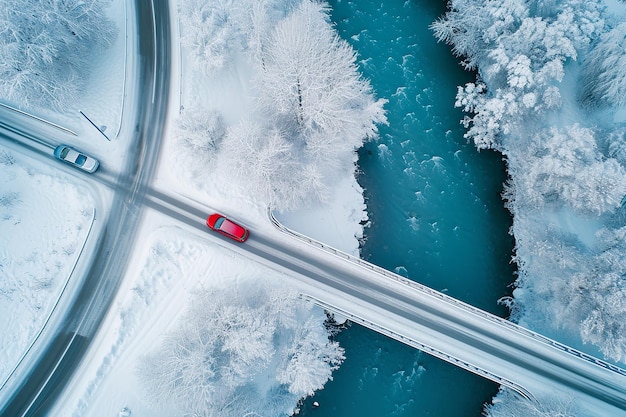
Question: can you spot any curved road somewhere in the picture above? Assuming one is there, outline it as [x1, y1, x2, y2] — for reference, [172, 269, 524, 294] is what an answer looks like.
[0, 1, 170, 415]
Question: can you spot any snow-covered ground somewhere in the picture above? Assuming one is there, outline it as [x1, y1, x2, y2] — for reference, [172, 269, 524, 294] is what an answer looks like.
[0, 146, 100, 388]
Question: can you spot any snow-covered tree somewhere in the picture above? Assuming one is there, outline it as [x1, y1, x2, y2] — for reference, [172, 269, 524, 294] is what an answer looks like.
[257, 0, 386, 148]
[178, 0, 293, 75]
[175, 107, 225, 168]
[276, 314, 344, 396]
[578, 226, 626, 362]
[579, 22, 626, 108]
[178, 0, 247, 75]
[218, 118, 331, 210]
[242, 0, 296, 65]
[484, 388, 581, 417]
[174, 0, 386, 211]
[431, 0, 528, 71]
[0, 0, 116, 110]
[433, 0, 603, 149]
[213, 0, 386, 210]
[186, 0, 387, 211]
[579, 271, 626, 362]
[504, 215, 626, 363]
[507, 125, 626, 215]
[219, 119, 296, 207]
[137, 281, 344, 417]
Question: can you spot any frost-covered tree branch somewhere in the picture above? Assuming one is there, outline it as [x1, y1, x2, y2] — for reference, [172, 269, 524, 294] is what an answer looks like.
[484, 388, 580, 417]
[137, 281, 344, 417]
[435, 0, 626, 370]
[0, 0, 116, 110]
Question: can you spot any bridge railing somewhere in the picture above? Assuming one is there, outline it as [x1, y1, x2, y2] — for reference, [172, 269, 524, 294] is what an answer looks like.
[268, 208, 626, 379]
[299, 294, 536, 401]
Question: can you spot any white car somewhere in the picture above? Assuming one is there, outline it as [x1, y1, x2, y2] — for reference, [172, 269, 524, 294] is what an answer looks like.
[53, 145, 99, 173]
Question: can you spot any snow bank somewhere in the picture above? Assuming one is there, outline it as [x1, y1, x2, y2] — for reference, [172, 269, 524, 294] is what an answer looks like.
[434, 0, 626, 413]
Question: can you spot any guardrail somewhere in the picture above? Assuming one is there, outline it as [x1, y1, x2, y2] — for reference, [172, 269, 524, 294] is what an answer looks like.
[268, 207, 626, 382]
[299, 294, 535, 401]
[0, 102, 77, 137]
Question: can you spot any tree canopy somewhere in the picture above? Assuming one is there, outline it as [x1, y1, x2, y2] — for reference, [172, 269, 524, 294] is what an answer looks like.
[137, 281, 344, 417]
[0, 0, 116, 110]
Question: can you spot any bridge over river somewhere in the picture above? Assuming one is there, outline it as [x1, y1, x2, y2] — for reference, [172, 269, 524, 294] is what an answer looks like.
[143, 189, 626, 417]
[252, 208, 626, 417]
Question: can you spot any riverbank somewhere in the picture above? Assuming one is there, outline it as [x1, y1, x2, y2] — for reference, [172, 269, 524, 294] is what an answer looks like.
[296, 1, 517, 416]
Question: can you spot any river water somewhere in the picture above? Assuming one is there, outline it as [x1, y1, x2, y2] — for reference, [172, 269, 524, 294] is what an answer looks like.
[299, 1, 517, 416]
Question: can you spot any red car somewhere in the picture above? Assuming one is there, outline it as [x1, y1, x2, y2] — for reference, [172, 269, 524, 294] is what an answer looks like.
[206, 213, 250, 242]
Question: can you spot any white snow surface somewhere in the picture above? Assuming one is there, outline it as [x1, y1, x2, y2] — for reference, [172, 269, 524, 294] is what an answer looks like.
[0, 148, 99, 387]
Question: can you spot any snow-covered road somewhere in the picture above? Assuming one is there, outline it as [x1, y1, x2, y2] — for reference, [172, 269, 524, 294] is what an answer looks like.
[0, 0, 172, 415]
[133, 188, 626, 417]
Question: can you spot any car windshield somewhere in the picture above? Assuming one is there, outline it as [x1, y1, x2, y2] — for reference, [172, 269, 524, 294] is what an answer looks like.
[60, 148, 70, 158]
[214, 217, 225, 228]
[220, 219, 244, 237]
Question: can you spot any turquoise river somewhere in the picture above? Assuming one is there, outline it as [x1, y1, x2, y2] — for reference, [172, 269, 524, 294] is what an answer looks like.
[299, 1, 517, 416]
